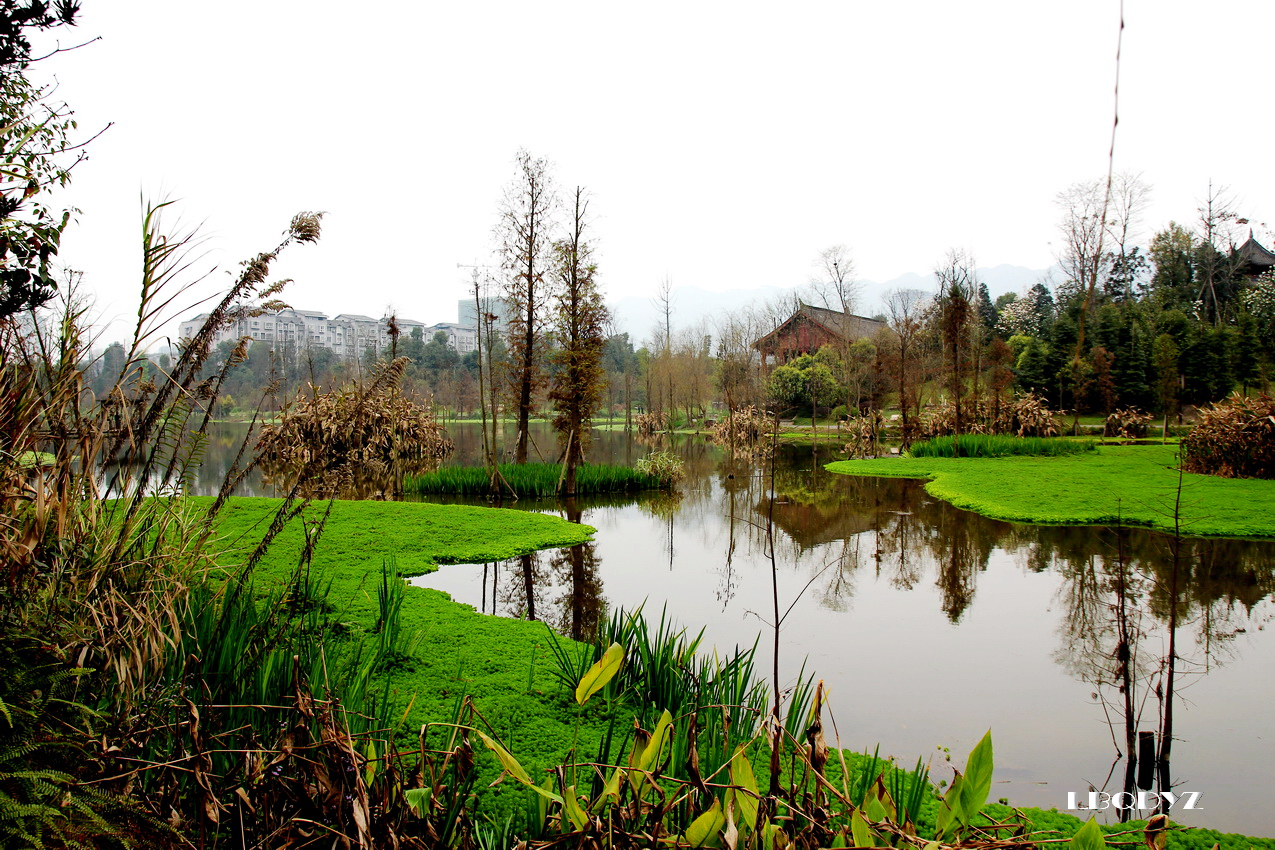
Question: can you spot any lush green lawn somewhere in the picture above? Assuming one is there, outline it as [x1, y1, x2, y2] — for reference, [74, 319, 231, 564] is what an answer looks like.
[211, 498, 594, 580]
[826, 444, 1275, 539]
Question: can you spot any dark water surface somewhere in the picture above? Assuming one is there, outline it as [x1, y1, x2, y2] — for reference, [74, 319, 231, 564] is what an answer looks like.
[210, 421, 1275, 835]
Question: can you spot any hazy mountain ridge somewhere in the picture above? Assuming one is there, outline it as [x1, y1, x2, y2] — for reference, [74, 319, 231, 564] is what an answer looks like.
[607, 264, 1058, 342]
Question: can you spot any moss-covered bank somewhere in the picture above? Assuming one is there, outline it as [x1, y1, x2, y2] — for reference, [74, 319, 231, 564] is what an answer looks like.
[827, 444, 1275, 539]
[207, 497, 607, 815]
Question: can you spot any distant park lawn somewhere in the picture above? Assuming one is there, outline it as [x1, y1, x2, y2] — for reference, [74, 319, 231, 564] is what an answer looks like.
[826, 444, 1275, 539]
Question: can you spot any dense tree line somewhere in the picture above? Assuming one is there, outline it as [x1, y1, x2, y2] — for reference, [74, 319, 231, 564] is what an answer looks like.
[96, 176, 1271, 437]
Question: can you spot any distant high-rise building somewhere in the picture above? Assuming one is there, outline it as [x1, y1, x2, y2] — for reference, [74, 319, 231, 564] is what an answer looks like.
[457, 296, 515, 329]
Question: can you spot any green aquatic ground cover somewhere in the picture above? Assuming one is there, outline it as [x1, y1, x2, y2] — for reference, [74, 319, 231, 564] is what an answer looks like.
[909, 434, 1096, 457]
[205, 497, 608, 815]
[827, 444, 1275, 538]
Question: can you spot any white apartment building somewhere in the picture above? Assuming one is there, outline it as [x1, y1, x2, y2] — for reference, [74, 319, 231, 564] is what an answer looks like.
[178, 308, 454, 359]
[421, 322, 478, 354]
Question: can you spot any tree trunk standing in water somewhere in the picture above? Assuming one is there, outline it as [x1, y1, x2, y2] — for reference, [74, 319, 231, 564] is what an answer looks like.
[498, 150, 557, 464]
[550, 187, 608, 496]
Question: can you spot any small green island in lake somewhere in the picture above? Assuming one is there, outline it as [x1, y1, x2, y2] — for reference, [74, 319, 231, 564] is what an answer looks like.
[827, 443, 1275, 539]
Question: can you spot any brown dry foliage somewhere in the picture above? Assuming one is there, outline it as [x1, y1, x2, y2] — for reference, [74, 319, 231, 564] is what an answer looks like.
[917, 392, 1058, 439]
[709, 405, 771, 452]
[636, 410, 666, 437]
[1181, 393, 1275, 479]
[1103, 407, 1152, 440]
[843, 410, 883, 459]
[256, 357, 454, 473]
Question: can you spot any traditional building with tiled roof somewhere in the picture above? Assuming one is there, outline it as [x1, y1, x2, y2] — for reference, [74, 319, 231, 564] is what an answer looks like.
[1235, 232, 1275, 281]
[753, 303, 886, 368]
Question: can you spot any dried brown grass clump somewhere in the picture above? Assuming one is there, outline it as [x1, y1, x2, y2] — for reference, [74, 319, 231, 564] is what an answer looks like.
[918, 400, 987, 439]
[843, 410, 883, 458]
[636, 410, 666, 437]
[1181, 393, 1275, 479]
[1009, 392, 1059, 437]
[709, 405, 771, 448]
[256, 357, 454, 473]
[917, 393, 1058, 439]
[1104, 407, 1152, 440]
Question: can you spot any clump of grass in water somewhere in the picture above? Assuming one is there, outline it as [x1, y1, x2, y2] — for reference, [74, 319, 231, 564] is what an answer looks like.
[403, 462, 666, 497]
[909, 433, 1096, 458]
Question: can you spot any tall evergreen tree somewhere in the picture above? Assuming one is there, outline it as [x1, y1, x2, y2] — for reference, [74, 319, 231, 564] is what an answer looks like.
[549, 188, 608, 496]
[1148, 222, 1196, 311]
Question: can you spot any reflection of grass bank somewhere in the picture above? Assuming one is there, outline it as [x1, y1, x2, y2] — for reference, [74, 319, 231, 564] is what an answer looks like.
[775, 429, 847, 447]
[827, 444, 1275, 538]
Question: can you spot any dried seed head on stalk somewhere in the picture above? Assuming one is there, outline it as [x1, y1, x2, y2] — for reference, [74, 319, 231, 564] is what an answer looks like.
[289, 212, 324, 244]
[239, 253, 274, 290]
[229, 337, 251, 366]
[260, 280, 291, 298]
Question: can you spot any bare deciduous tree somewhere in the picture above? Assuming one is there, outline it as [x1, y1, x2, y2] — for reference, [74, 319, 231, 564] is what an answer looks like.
[497, 149, 557, 463]
[935, 249, 978, 436]
[884, 288, 929, 448]
[1195, 180, 1246, 325]
[807, 244, 859, 315]
[807, 244, 862, 414]
[1054, 172, 1150, 348]
[650, 275, 675, 420]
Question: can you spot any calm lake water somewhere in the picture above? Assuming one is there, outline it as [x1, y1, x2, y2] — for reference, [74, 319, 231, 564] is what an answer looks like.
[206, 421, 1275, 836]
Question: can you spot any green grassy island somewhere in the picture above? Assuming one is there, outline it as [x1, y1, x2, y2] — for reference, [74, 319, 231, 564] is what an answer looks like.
[826, 443, 1275, 539]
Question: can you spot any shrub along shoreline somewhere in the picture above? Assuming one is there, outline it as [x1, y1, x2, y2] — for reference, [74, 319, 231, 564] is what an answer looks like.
[825, 444, 1275, 539]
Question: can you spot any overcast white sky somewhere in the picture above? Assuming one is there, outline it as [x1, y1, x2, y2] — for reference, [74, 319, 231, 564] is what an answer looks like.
[29, 1, 1275, 345]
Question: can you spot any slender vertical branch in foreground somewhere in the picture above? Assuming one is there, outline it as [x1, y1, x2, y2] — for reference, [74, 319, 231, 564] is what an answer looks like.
[1157, 455, 1183, 809]
[767, 411, 782, 799]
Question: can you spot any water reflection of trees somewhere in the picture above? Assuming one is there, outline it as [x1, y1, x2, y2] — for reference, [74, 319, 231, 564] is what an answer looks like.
[752, 456, 1275, 630]
[468, 501, 606, 643]
[751, 460, 1272, 820]
[549, 501, 604, 642]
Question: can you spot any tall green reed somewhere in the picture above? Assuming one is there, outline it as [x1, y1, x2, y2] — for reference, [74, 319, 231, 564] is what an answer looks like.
[909, 433, 1096, 458]
[404, 462, 665, 498]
